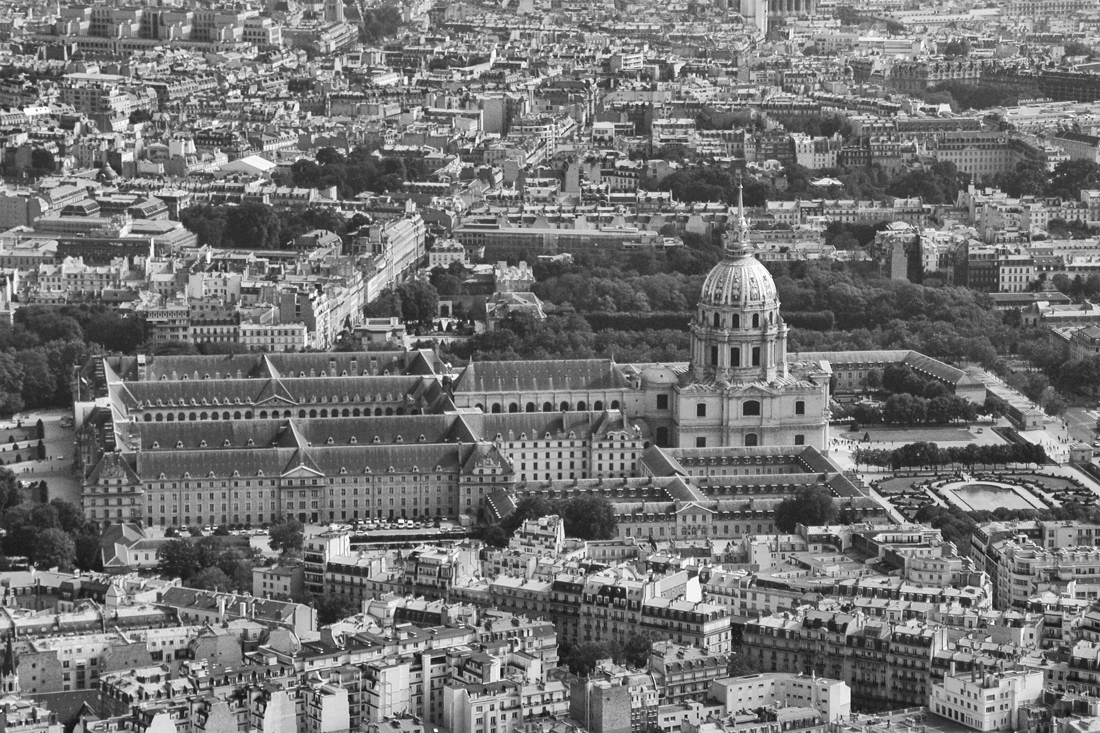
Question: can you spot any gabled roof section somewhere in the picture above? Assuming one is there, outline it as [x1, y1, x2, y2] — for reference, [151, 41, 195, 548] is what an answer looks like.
[462, 443, 514, 475]
[274, 420, 309, 450]
[283, 447, 324, 477]
[254, 376, 296, 406]
[87, 452, 142, 485]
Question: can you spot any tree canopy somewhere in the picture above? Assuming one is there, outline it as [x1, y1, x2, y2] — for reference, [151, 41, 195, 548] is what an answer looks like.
[774, 486, 838, 532]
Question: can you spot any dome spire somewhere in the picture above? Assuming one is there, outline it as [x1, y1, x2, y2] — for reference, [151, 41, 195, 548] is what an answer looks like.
[725, 172, 753, 259]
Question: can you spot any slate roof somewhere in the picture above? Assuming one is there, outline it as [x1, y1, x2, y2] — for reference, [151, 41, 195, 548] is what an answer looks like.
[453, 359, 628, 394]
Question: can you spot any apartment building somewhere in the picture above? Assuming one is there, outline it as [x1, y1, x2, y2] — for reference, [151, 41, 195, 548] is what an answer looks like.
[930, 668, 1043, 732]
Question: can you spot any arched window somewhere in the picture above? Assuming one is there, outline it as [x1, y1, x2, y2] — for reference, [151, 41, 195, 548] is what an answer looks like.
[543, 402, 553, 412]
[696, 403, 707, 418]
[752, 313, 760, 328]
[611, 400, 620, 409]
[743, 400, 761, 416]
[594, 401, 604, 411]
[731, 314, 740, 329]
[166, 413, 175, 422]
[577, 401, 587, 411]
[234, 411, 242, 420]
[189, 413, 197, 421]
[713, 312, 721, 328]
[222, 412, 230, 420]
[508, 403, 519, 413]
[259, 411, 267, 419]
[745, 433, 759, 447]
[319, 409, 328, 418]
[375, 408, 383, 416]
[309, 410, 318, 418]
[526, 402, 536, 412]
[475, 404, 484, 412]
[560, 401, 570, 411]
[491, 403, 502, 413]
[385, 408, 394, 416]
[146, 414, 155, 422]
[299, 410, 307, 418]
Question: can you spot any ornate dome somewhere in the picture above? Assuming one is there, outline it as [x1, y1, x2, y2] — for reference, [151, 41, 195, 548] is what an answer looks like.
[698, 250, 778, 310]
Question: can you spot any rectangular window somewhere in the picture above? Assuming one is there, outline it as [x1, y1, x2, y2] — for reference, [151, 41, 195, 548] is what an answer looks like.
[752, 347, 761, 366]
[695, 437, 706, 448]
[656, 394, 668, 410]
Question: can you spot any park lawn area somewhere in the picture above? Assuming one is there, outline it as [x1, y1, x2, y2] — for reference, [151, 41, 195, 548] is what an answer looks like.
[1011, 472, 1079, 492]
[875, 476, 924, 494]
[839, 425, 1004, 445]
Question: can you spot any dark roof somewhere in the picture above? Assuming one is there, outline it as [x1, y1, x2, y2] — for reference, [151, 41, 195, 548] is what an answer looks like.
[453, 359, 628, 394]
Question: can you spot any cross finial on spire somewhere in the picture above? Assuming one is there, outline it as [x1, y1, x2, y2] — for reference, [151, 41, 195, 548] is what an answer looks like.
[724, 170, 752, 258]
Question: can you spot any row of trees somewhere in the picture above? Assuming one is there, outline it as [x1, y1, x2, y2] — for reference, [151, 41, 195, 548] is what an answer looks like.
[992, 158, 1100, 201]
[0, 304, 148, 413]
[0, 493, 101, 572]
[444, 256, 1009, 368]
[649, 159, 964, 207]
[561, 633, 654, 675]
[156, 536, 259, 592]
[840, 394, 978, 426]
[363, 281, 442, 328]
[914, 500, 1100, 551]
[179, 202, 362, 250]
[286, 147, 431, 199]
[853, 441, 1049, 471]
[919, 82, 1020, 112]
[444, 311, 691, 364]
[482, 494, 618, 546]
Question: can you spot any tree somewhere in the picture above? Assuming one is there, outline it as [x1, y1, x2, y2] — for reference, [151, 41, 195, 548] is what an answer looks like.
[32, 528, 75, 571]
[397, 281, 440, 326]
[73, 532, 103, 572]
[363, 289, 403, 319]
[621, 632, 654, 669]
[50, 499, 86, 533]
[563, 642, 617, 676]
[269, 517, 305, 555]
[0, 467, 19, 512]
[559, 496, 618, 541]
[157, 539, 203, 579]
[34, 419, 43, 440]
[188, 566, 233, 591]
[482, 525, 510, 547]
[1049, 159, 1100, 201]
[314, 593, 359, 625]
[223, 202, 282, 249]
[944, 39, 971, 57]
[728, 653, 759, 677]
[30, 148, 56, 174]
[774, 486, 838, 532]
[179, 204, 228, 247]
